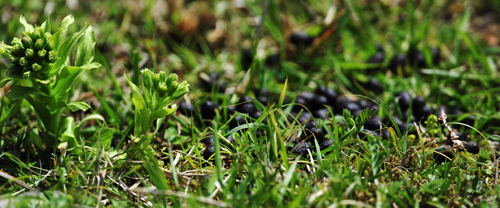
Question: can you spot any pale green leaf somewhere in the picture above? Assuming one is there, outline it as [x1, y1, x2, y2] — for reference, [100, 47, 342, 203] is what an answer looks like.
[0, 78, 12, 88]
[6, 86, 47, 100]
[0, 42, 10, 57]
[52, 66, 86, 101]
[126, 73, 150, 136]
[40, 13, 51, 33]
[79, 62, 101, 70]
[19, 15, 34, 32]
[76, 114, 105, 129]
[67, 101, 91, 112]
[75, 25, 96, 67]
[59, 15, 74, 31]
[60, 117, 75, 142]
[51, 25, 89, 74]
[151, 106, 177, 119]
[60, 117, 81, 155]
[25, 96, 51, 133]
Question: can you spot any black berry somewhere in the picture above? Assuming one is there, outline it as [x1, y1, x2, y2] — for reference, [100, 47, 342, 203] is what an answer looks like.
[200, 101, 218, 119]
[290, 32, 314, 46]
[397, 92, 411, 112]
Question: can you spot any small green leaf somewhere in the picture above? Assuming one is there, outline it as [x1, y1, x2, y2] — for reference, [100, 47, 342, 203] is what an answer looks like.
[60, 117, 81, 155]
[151, 106, 177, 119]
[25, 96, 51, 133]
[75, 25, 96, 67]
[67, 101, 91, 112]
[52, 28, 64, 52]
[0, 41, 9, 57]
[60, 117, 75, 142]
[75, 114, 105, 129]
[41, 13, 51, 33]
[52, 66, 86, 100]
[74, 114, 106, 136]
[0, 78, 12, 88]
[6, 86, 47, 100]
[126, 73, 150, 136]
[79, 62, 101, 70]
[51, 25, 89, 74]
[19, 15, 34, 32]
[125, 74, 147, 112]
[59, 15, 74, 31]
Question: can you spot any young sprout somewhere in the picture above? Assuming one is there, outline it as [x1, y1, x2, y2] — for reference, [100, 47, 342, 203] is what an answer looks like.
[126, 69, 190, 136]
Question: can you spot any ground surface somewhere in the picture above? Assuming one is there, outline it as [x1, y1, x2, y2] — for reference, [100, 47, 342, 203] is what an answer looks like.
[1, 0, 500, 207]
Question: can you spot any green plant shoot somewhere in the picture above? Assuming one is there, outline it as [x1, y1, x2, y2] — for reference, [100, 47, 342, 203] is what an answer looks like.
[0, 15, 101, 157]
[125, 68, 189, 190]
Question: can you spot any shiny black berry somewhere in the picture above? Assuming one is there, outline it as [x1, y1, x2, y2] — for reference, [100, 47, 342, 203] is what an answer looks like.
[315, 86, 338, 103]
[413, 105, 432, 122]
[463, 141, 480, 154]
[434, 145, 454, 163]
[178, 101, 193, 117]
[290, 32, 314, 46]
[293, 97, 309, 112]
[201, 137, 214, 147]
[397, 92, 411, 112]
[229, 115, 246, 129]
[308, 127, 326, 142]
[242, 48, 253, 70]
[388, 53, 406, 70]
[265, 52, 280, 67]
[410, 50, 426, 68]
[364, 116, 382, 131]
[412, 96, 426, 110]
[431, 47, 441, 65]
[292, 142, 311, 156]
[319, 139, 332, 150]
[367, 78, 383, 94]
[203, 146, 215, 160]
[311, 94, 329, 109]
[238, 103, 256, 114]
[313, 107, 332, 119]
[200, 101, 218, 119]
[298, 91, 315, 103]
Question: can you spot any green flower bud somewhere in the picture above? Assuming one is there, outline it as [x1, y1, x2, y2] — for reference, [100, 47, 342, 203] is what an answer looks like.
[23, 71, 31, 79]
[34, 39, 44, 51]
[31, 27, 42, 40]
[19, 57, 29, 67]
[25, 48, 35, 59]
[11, 37, 23, 47]
[47, 51, 56, 62]
[44, 39, 54, 51]
[9, 55, 20, 63]
[172, 81, 190, 100]
[158, 82, 169, 98]
[22, 31, 30, 38]
[141, 69, 154, 90]
[44, 32, 52, 41]
[166, 73, 178, 87]
[151, 73, 160, 91]
[32, 63, 41, 71]
[22, 36, 33, 48]
[159, 71, 167, 83]
[37, 49, 47, 59]
[9, 44, 25, 56]
[167, 81, 178, 96]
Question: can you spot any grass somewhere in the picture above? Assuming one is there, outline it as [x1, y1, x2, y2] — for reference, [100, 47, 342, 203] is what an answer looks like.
[1, 0, 500, 207]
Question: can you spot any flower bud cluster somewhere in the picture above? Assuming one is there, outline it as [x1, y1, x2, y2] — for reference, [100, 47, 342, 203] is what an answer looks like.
[7, 27, 57, 79]
[141, 69, 189, 104]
